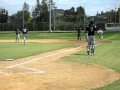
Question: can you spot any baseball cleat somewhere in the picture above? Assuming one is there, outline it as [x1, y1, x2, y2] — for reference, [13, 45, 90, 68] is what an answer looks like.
[87, 51, 90, 55]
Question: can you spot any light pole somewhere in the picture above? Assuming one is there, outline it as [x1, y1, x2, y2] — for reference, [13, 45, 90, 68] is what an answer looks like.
[53, 3, 57, 31]
[119, 5, 120, 23]
[109, 10, 111, 23]
[23, 0, 27, 29]
[49, 0, 52, 32]
[23, 1, 26, 29]
[23, 8, 25, 28]
[32, 6, 36, 31]
[83, 4, 86, 31]
[115, 6, 117, 24]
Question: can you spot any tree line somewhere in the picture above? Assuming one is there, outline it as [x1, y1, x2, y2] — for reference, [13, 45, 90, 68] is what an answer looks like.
[0, 0, 120, 31]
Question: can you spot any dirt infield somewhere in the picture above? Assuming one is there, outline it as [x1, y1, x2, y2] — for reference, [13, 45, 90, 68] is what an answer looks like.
[0, 39, 77, 44]
[0, 39, 120, 90]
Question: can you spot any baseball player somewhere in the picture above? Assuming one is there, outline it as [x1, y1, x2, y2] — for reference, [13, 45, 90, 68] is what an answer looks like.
[85, 20, 97, 55]
[22, 26, 28, 45]
[15, 27, 21, 43]
[75, 26, 81, 40]
[85, 26, 89, 42]
[97, 28, 103, 39]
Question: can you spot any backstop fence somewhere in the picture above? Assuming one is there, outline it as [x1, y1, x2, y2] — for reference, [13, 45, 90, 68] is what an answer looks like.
[0, 22, 84, 31]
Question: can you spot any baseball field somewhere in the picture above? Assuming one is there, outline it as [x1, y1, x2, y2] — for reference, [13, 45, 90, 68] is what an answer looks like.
[0, 31, 120, 90]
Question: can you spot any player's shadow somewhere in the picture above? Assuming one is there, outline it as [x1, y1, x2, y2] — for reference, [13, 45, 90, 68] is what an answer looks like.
[73, 53, 87, 56]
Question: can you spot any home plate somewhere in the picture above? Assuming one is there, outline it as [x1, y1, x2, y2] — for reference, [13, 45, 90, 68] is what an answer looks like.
[5, 59, 14, 61]
[0, 70, 3, 74]
[2, 66, 46, 75]
[17, 71, 45, 75]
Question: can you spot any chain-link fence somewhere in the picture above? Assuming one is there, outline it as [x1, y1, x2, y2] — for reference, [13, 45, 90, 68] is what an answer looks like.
[0, 22, 82, 31]
[0, 22, 49, 31]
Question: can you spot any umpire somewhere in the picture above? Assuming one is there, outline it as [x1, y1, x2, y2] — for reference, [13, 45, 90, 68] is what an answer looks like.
[85, 20, 97, 55]
[75, 26, 81, 40]
[15, 27, 21, 43]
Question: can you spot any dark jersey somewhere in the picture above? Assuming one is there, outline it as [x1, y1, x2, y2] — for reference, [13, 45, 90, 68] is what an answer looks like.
[77, 28, 81, 35]
[75, 27, 81, 35]
[16, 29, 20, 34]
[22, 28, 28, 34]
[86, 24, 97, 36]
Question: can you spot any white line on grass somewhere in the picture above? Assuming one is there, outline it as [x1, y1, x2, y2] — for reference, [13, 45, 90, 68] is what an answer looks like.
[0, 70, 10, 75]
[0, 46, 82, 75]
[6, 46, 82, 69]
[5, 59, 14, 61]
[1, 42, 101, 75]
[16, 72, 45, 75]
[17, 66, 45, 74]
[0, 70, 3, 73]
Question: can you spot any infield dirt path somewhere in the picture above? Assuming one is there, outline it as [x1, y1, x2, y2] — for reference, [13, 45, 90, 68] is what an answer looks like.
[0, 39, 120, 90]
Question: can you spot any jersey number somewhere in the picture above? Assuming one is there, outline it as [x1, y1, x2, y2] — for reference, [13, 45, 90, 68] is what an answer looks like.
[90, 27, 93, 32]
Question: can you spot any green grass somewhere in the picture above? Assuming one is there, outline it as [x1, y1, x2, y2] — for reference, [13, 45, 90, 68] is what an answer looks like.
[102, 32, 120, 41]
[0, 32, 80, 61]
[0, 31, 105, 40]
[64, 41, 120, 71]
[0, 31, 120, 40]
[29, 32, 77, 40]
[0, 33, 15, 39]
[0, 42, 73, 61]
[62, 32, 120, 90]
[93, 79, 120, 90]
[0, 31, 120, 90]
[0, 32, 77, 40]
[0, 31, 86, 61]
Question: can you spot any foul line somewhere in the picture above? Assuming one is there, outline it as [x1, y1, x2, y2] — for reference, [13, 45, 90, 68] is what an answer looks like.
[6, 46, 82, 69]
[14, 66, 45, 75]
[0, 70, 3, 74]
[1, 42, 102, 75]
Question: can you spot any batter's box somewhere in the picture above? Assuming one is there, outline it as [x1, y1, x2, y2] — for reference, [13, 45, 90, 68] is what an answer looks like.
[1, 66, 45, 75]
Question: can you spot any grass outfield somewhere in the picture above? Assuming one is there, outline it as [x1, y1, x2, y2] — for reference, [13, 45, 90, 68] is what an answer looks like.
[0, 32, 81, 61]
[93, 79, 120, 90]
[63, 32, 120, 90]
[63, 41, 120, 71]
[0, 32, 77, 40]
[0, 31, 120, 89]
[0, 42, 73, 61]
[0, 31, 120, 40]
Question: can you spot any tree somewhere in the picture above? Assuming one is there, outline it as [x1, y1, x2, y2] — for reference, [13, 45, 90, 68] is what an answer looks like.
[0, 8, 8, 23]
[32, 0, 49, 22]
[9, 14, 16, 23]
[76, 6, 85, 24]
[118, 8, 120, 23]
[23, 2, 29, 11]
[41, 0, 47, 5]
[63, 6, 85, 24]
[32, 0, 41, 22]
[9, 2, 30, 23]
[22, 2, 30, 22]
[40, 0, 49, 22]
[63, 7, 76, 22]
[115, 8, 120, 23]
